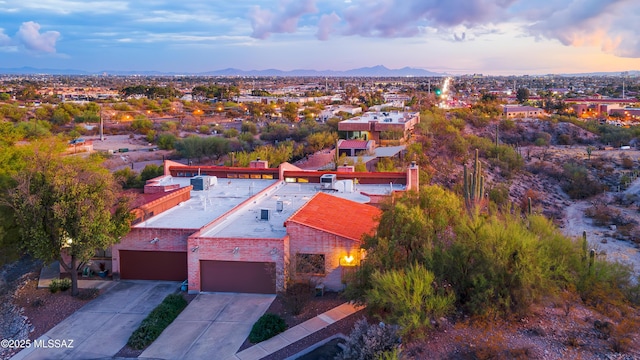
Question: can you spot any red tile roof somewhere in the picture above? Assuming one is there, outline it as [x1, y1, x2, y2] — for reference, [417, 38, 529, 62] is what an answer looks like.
[286, 192, 382, 242]
[339, 140, 369, 149]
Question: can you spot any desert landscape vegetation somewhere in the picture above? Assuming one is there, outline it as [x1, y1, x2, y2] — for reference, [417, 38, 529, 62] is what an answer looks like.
[0, 75, 639, 359]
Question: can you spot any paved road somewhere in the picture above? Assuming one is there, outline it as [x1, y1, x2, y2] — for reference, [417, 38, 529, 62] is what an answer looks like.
[139, 292, 275, 360]
[11, 280, 180, 360]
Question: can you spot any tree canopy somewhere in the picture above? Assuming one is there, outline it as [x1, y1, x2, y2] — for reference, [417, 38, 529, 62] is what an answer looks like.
[6, 143, 132, 295]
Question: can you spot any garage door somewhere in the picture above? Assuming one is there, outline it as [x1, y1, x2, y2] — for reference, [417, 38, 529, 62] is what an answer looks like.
[200, 260, 276, 294]
[120, 251, 187, 281]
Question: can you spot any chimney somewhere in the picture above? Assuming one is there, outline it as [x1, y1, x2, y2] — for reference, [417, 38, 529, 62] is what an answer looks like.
[406, 161, 419, 191]
[337, 163, 355, 172]
[249, 158, 269, 169]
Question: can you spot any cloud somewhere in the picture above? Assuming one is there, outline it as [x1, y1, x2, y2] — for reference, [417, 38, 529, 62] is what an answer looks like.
[337, 0, 514, 38]
[311, 0, 640, 58]
[249, 0, 317, 39]
[0, 29, 12, 46]
[16, 21, 60, 53]
[316, 12, 340, 40]
[525, 0, 640, 58]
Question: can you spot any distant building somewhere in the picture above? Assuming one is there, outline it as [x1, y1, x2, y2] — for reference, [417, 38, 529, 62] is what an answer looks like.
[338, 111, 420, 143]
[503, 105, 545, 118]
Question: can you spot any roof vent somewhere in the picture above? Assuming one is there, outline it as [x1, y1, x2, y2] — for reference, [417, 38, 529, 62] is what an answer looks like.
[260, 208, 270, 220]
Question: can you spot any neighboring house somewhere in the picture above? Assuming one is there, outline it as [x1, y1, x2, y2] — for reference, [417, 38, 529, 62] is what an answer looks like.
[503, 105, 545, 118]
[338, 111, 420, 143]
[106, 160, 419, 294]
[337, 139, 375, 157]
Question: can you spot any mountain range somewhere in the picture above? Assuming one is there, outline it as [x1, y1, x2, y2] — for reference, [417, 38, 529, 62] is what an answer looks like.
[0, 66, 638, 77]
[0, 65, 443, 77]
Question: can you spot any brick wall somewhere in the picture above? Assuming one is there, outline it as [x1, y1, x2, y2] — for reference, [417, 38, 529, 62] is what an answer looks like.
[187, 236, 287, 293]
[136, 186, 192, 222]
[286, 222, 361, 291]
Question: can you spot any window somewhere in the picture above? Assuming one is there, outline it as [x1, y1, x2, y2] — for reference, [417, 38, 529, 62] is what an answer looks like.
[262, 174, 274, 179]
[296, 254, 325, 275]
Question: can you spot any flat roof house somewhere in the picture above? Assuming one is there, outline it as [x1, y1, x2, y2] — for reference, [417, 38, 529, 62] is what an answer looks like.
[503, 105, 545, 118]
[338, 111, 420, 144]
[108, 160, 419, 294]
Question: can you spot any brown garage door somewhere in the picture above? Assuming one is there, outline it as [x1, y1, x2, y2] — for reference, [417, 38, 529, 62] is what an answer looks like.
[200, 260, 276, 294]
[120, 251, 187, 281]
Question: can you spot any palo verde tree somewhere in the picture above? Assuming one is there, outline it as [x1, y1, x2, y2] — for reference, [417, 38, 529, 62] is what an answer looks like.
[6, 142, 132, 296]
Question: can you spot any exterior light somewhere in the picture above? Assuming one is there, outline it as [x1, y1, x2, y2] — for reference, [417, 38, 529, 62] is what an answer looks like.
[340, 255, 356, 266]
[191, 246, 199, 252]
[232, 247, 240, 254]
[150, 237, 159, 244]
[270, 248, 278, 255]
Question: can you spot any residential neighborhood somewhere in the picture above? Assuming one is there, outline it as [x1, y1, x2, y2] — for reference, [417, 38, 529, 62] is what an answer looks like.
[1, 71, 640, 360]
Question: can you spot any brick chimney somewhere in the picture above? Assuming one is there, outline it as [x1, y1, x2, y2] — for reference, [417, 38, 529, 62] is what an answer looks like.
[249, 158, 269, 169]
[406, 161, 419, 191]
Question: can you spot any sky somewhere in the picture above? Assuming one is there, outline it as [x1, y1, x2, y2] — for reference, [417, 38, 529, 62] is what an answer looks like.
[1, 0, 639, 76]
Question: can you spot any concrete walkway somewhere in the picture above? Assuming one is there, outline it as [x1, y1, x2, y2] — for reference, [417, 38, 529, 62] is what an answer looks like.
[37, 261, 115, 291]
[228, 302, 364, 360]
[11, 280, 180, 360]
[140, 292, 275, 360]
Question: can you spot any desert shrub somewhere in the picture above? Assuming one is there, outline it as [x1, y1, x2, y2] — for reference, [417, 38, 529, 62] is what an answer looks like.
[577, 259, 636, 311]
[609, 318, 639, 353]
[366, 264, 455, 336]
[337, 318, 401, 360]
[488, 184, 510, 208]
[77, 287, 100, 300]
[585, 204, 620, 226]
[621, 155, 634, 169]
[127, 293, 187, 349]
[561, 162, 606, 199]
[282, 282, 312, 316]
[248, 313, 287, 343]
[157, 133, 177, 150]
[49, 278, 71, 293]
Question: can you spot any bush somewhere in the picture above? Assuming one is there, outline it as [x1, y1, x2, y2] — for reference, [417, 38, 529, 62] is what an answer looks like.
[248, 313, 287, 343]
[49, 278, 72, 293]
[282, 282, 312, 316]
[127, 293, 187, 349]
[366, 264, 455, 336]
[337, 318, 401, 360]
[77, 287, 100, 300]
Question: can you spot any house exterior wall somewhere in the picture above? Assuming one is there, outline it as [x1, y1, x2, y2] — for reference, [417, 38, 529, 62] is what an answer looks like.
[286, 222, 362, 291]
[132, 186, 192, 223]
[186, 236, 288, 293]
[112, 227, 195, 276]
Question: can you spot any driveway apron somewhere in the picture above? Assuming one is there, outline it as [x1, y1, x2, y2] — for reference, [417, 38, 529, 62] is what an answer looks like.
[139, 292, 275, 360]
[11, 280, 180, 360]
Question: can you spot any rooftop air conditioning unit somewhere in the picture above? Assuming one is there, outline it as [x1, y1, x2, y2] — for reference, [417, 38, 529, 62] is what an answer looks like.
[320, 174, 337, 190]
[276, 200, 284, 212]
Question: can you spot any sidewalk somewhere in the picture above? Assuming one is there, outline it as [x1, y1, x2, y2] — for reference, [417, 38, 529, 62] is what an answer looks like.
[227, 302, 364, 360]
[37, 261, 116, 291]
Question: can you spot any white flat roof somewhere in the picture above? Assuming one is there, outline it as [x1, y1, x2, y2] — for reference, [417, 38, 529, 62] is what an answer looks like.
[134, 177, 276, 229]
[199, 181, 401, 239]
[135, 175, 403, 235]
[341, 111, 415, 125]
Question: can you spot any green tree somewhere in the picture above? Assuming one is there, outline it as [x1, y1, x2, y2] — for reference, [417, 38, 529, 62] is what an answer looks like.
[367, 264, 455, 336]
[6, 144, 132, 296]
[282, 102, 299, 122]
[516, 88, 530, 104]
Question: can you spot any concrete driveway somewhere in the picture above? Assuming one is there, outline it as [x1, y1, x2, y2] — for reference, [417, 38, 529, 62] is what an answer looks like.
[139, 292, 275, 360]
[12, 280, 180, 360]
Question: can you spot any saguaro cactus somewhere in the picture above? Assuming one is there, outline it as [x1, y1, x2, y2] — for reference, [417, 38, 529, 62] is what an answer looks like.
[463, 149, 485, 210]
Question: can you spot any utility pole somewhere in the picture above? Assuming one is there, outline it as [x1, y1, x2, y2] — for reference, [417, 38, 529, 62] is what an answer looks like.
[99, 107, 104, 141]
